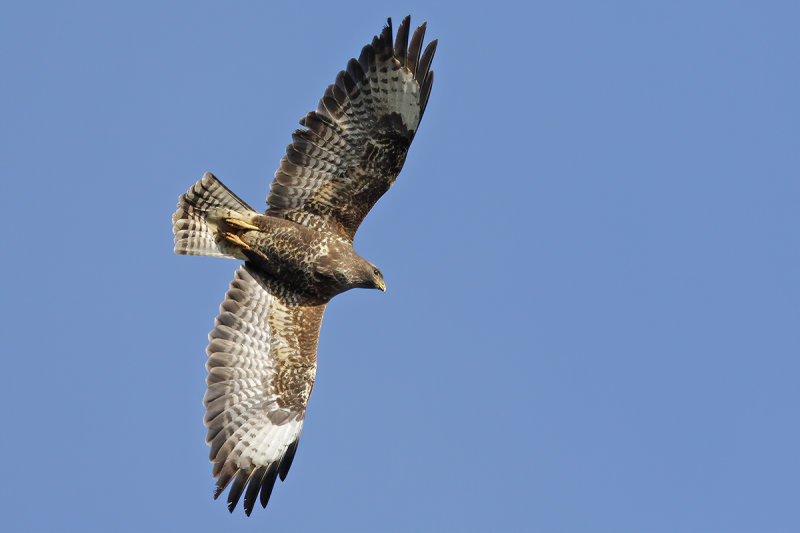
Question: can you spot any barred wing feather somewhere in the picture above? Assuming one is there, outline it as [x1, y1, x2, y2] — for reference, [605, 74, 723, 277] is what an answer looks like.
[204, 265, 326, 514]
[266, 16, 437, 241]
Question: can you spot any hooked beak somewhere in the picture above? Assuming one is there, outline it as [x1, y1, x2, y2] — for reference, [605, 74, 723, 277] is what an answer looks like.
[378, 279, 386, 292]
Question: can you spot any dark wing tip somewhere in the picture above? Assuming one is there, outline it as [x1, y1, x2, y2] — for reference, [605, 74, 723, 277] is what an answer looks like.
[212, 448, 300, 514]
[387, 16, 434, 87]
[420, 70, 434, 117]
[380, 18, 393, 49]
[260, 463, 280, 509]
[407, 21, 426, 76]
[375, 20, 394, 61]
[226, 468, 250, 513]
[278, 439, 299, 481]
[243, 466, 268, 516]
[213, 461, 236, 499]
[417, 38, 437, 87]
[394, 15, 411, 66]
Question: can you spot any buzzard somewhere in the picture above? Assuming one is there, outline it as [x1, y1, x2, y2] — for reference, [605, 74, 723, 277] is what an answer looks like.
[171, 17, 436, 515]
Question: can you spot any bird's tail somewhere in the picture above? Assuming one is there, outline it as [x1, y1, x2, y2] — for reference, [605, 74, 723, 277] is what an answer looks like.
[172, 172, 258, 259]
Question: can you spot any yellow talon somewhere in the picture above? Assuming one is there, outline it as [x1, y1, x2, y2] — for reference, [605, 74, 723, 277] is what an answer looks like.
[224, 218, 260, 231]
[219, 232, 249, 248]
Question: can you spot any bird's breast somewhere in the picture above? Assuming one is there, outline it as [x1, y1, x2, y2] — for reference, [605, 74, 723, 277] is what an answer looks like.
[240, 217, 355, 299]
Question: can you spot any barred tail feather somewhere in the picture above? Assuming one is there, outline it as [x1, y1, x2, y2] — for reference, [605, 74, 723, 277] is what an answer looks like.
[173, 172, 256, 258]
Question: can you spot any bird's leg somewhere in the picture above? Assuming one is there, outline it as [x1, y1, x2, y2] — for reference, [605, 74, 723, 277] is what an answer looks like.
[218, 232, 250, 249]
[224, 218, 260, 231]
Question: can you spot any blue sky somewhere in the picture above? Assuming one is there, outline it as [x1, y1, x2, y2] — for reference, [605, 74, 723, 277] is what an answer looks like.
[1, 1, 798, 531]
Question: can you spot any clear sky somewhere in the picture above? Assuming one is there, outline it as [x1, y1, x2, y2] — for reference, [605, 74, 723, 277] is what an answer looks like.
[1, 1, 798, 531]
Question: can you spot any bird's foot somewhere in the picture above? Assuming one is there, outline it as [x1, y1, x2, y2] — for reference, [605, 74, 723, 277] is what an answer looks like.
[224, 218, 260, 231]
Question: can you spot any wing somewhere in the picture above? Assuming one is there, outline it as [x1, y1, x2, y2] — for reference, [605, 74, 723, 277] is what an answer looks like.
[266, 16, 437, 241]
[204, 264, 327, 515]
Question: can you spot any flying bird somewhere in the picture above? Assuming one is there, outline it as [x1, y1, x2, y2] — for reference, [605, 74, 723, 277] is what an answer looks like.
[171, 16, 436, 515]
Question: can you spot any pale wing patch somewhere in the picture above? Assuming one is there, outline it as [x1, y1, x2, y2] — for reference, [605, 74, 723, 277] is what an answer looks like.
[395, 69, 421, 130]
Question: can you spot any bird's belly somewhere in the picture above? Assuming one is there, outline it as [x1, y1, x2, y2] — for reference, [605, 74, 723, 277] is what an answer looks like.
[242, 231, 316, 282]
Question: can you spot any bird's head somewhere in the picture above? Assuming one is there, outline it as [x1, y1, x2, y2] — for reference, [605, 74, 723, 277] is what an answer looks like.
[358, 259, 386, 292]
[371, 266, 386, 292]
[313, 253, 386, 294]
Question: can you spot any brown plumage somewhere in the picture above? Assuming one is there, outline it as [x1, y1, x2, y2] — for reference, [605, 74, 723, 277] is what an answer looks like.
[171, 16, 436, 515]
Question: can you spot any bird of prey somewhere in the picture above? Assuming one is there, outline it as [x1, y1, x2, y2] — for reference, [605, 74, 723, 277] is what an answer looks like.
[171, 16, 436, 515]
